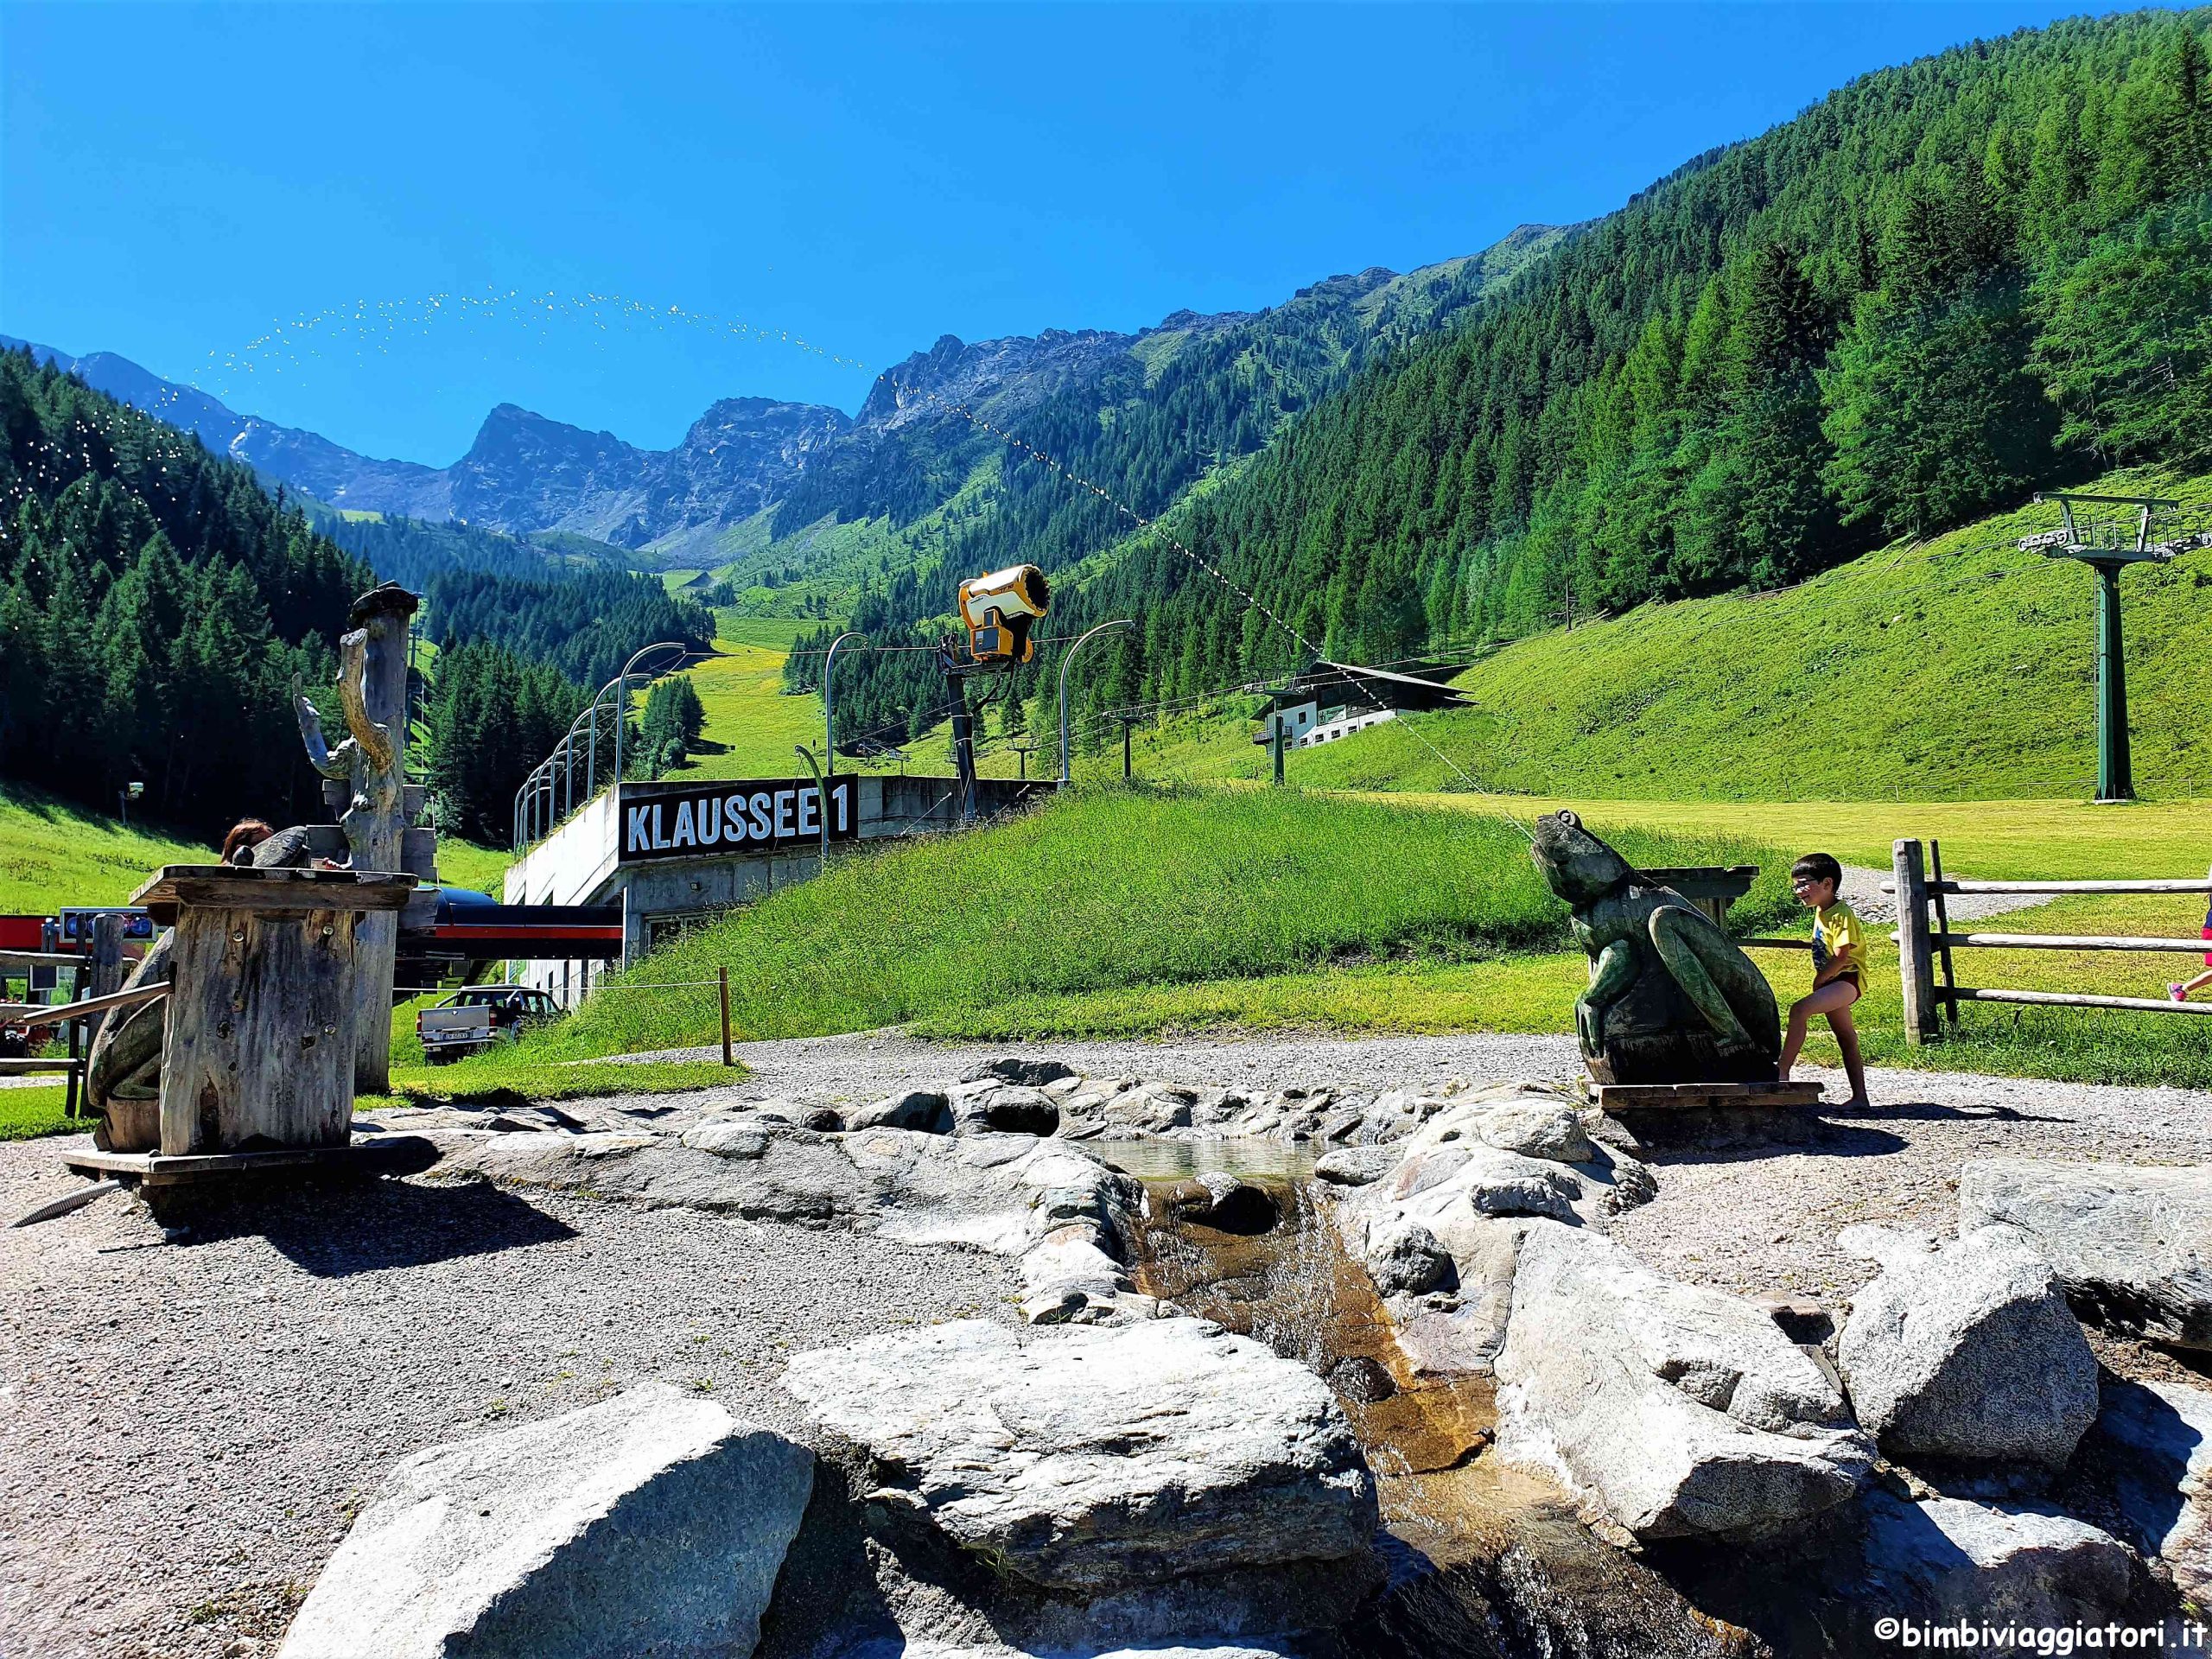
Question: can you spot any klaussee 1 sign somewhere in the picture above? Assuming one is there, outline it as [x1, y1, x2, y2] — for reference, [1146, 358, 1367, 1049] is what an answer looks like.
[618, 777, 859, 862]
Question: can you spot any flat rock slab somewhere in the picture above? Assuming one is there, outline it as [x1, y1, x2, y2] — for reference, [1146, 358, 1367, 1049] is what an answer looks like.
[784, 1317, 1376, 1593]
[1960, 1159, 2212, 1349]
[278, 1382, 814, 1659]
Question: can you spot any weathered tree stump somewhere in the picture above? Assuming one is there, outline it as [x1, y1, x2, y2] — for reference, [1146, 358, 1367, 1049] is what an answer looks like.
[128, 866, 415, 1154]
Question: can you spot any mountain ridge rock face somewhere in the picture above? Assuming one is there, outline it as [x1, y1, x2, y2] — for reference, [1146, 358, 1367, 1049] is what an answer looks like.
[1, 226, 1564, 560]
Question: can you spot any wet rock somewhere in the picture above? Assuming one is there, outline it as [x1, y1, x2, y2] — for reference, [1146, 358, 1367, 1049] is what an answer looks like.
[802, 1106, 845, 1133]
[1859, 1490, 2147, 1628]
[950, 1084, 1061, 1137]
[1494, 1221, 1872, 1540]
[965, 1057, 1079, 1088]
[1382, 1217, 1529, 1376]
[783, 1317, 1376, 1593]
[1161, 1173, 1279, 1235]
[844, 1089, 954, 1135]
[278, 1382, 812, 1659]
[1959, 1159, 2212, 1349]
[1021, 1225, 1130, 1325]
[2062, 1374, 2212, 1603]
[1366, 1221, 1456, 1297]
[1313, 1146, 1399, 1187]
[1326, 1356, 1398, 1402]
[1838, 1224, 2097, 1470]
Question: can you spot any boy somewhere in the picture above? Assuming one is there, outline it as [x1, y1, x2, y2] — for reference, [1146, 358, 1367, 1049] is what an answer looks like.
[1777, 852, 1872, 1110]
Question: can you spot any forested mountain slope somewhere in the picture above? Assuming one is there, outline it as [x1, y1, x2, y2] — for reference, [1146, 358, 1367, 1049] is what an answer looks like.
[0, 348, 367, 836]
[810, 10, 2212, 746]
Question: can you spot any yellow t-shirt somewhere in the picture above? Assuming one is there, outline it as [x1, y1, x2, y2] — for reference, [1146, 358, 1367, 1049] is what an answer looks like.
[1811, 900, 1866, 982]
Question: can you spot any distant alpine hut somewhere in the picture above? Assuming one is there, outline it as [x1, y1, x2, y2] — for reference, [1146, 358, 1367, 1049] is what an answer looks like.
[1257, 660, 1471, 751]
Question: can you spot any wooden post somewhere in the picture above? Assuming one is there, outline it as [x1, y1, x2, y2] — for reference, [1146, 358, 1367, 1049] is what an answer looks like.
[83, 913, 126, 1052]
[1894, 838, 1939, 1046]
[719, 965, 733, 1067]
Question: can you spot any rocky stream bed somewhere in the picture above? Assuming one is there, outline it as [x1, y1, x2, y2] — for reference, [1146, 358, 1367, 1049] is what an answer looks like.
[7, 1039, 2212, 1658]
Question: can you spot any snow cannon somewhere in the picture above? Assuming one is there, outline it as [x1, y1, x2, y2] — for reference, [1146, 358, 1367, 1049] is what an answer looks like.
[957, 564, 1051, 666]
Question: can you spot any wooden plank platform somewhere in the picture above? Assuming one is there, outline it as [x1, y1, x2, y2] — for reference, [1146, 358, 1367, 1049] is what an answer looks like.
[61, 1139, 429, 1187]
[1590, 1081, 1826, 1112]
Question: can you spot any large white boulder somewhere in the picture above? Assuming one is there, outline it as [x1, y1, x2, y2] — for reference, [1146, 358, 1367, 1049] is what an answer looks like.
[783, 1317, 1376, 1593]
[1959, 1160, 2212, 1349]
[1493, 1221, 1872, 1540]
[1837, 1224, 2098, 1469]
[1859, 1491, 2145, 1628]
[278, 1382, 814, 1659]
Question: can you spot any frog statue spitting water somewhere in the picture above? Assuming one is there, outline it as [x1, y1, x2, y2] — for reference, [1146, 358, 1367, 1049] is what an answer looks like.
[1530, 810, 1782, 1084]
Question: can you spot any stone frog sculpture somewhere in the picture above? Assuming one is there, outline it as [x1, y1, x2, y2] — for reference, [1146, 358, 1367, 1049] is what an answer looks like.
[1530, 810, 1781, 1084]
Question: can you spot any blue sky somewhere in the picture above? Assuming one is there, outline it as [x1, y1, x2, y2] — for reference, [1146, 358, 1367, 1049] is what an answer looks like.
[3, 2, 2107, 464]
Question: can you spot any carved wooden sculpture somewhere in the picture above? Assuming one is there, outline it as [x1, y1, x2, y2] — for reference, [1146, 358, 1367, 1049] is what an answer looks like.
[1531, 810, 1781, 1084]
[293, 582, 417, 1092]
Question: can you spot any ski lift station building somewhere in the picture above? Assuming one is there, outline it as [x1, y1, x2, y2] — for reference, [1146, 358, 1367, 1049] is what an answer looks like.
[502, 772, 1046, 1003]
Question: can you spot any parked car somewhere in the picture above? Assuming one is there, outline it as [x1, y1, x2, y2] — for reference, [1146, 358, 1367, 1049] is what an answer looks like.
[415, 985, 561, 1063]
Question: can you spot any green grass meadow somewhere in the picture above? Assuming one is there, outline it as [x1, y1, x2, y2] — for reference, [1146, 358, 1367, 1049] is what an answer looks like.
[533, 785, 1799, 1056]
[0, 784, 213, 913]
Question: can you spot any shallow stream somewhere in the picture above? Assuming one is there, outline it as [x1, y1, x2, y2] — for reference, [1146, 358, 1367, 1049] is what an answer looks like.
[1100, 1142, 1766, 1659]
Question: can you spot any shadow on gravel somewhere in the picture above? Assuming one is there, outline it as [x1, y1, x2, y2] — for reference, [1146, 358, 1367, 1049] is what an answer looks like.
[1821, 1098, 2070, 1124]
[1611, 1113, 1909, 1166]
[176, 1177, 577, 1277]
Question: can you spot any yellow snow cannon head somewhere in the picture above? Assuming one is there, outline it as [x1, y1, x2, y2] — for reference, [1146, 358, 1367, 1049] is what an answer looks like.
[957, 564, 1051, 665]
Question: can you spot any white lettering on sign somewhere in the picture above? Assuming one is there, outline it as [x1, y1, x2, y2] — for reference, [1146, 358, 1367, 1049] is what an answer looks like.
[615, 778, 862, 863]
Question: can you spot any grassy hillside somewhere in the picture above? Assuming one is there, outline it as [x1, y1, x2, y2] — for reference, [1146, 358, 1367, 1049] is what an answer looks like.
[1278, 468, 2212, 802]
[0, 784, 211, 912]
[532, 785, 1793, 1055]
[1018, 467, 2212, 806]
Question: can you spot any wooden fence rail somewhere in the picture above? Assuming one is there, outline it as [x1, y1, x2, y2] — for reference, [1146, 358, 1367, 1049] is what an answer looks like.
[1887, 838, 2210, 1043]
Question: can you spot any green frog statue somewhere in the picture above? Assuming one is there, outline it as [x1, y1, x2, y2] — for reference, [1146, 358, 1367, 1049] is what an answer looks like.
[1530, 810, 1782, 1084]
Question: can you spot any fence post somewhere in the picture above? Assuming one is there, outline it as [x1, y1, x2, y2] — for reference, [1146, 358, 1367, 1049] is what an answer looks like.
[84, 914, 126, 1052]
[1894, 838, 1938, 1046]
[719, 965, 733, 1067]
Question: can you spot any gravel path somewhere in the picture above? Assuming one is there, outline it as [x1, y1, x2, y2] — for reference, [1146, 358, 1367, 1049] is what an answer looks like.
[0, 1136, 1014, 1659]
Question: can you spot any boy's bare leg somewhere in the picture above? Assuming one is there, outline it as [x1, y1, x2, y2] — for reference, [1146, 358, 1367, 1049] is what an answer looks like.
[1826, 997, 1871, 1108]
[1779, 981, 1859, 1084]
